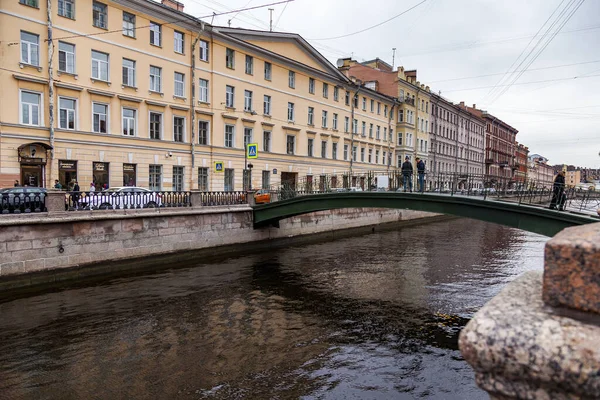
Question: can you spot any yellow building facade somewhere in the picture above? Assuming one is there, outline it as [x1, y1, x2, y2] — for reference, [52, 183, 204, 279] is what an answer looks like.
[565, 170, 581, 188]
[0, 0, 396, 191]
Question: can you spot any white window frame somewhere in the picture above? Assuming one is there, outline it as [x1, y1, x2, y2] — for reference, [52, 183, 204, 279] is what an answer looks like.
[148, 111, 163, 140]
[334, 87, 339, 101]
[321, 140, 327, 159]
[225, 85, 235, 108]
[199, 40, 209, 62]
[122, 107, 137, 136]
[122, 11, 135, 37]
[150, 22, 161, 46]
[243, 127, 253, 148]
[91, 50, 109, 81]
[244, 90, 253, 112]
[287, 102, 295, 122]
[245, 55, 253, 75]
[149, 65, 162, 92]
[307, 107, 314, 125]
[174, 72, 185, 97]
[122, 58, 136, 87]
[322, 110, 328, 128]
[92, 101, 109, 133]
[173, 115, 186, 142]
[224, 124, 235, 148]
[58, 0, 75, 19]
[198, 120, 210, 145]
[263, 130, 271, 152]
[308, 78, 315, 94]
[263, 95, 271, 115]
[174, 31, 184, 54]
[332, 113, 338, 130]
[58, 41, 75, 74]
[307, 138, 314, 157]
[323, 83, 329, 98]
[58, 96, 77, 130]
[286, 135, 295, 155]
[20, 31, 39, 66]
[199, 78, 209, 103]
[19, 89, 43, 126]
[92, 1, 107, 29]
[288, 71, 295, 88]
[264, 62, 272, 80]
[226, 48, 235, 69]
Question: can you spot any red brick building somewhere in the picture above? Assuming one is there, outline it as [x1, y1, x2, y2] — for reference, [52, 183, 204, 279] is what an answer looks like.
[515, 143, 529, 184]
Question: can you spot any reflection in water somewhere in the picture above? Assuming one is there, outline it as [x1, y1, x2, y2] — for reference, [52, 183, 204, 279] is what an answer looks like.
[0, 219, 546, 399]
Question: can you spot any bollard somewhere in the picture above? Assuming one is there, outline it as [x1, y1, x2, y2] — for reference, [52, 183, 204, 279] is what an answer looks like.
[46, 190, 68, 214]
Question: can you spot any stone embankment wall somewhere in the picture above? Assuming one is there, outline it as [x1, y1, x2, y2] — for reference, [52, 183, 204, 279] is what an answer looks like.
[0, 207, 441, 287]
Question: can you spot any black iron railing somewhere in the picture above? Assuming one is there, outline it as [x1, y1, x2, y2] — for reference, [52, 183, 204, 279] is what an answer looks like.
[65, 191, 191, 211]
[200, 191, 248, 206]
[0, 192, 46, 214]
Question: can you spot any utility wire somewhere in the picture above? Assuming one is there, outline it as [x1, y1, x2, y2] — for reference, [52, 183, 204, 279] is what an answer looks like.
[307, 0, 428, 41]
[273, 0, 290, 29]
[443, 73, 600, 92]
[198, 0, 293, 19]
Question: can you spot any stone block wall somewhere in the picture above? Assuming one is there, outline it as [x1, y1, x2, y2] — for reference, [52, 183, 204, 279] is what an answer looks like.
[0, 207, 439, 280]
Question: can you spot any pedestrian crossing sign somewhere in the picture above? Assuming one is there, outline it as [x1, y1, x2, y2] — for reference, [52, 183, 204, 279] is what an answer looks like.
[246, 143, 258, 159]
[214, 161, 224, 172]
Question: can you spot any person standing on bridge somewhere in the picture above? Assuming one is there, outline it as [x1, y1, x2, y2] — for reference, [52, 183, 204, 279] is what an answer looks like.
[402, 156, 413, 192]
[416, 157, 426, 193]
[549, 170, 566, 211]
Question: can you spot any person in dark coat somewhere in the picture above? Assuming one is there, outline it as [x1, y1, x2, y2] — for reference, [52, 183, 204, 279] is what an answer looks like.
[401, 156, 413, 192]
[416, 157, 426, 192]
[71, 180, 80, 210]
[549, 171, 566, 211]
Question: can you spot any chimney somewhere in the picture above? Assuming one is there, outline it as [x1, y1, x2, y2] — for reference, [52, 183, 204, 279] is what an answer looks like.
[161, 0, 184, 11]
[460, 101, 465, 107]
[473, 104, 477, 109]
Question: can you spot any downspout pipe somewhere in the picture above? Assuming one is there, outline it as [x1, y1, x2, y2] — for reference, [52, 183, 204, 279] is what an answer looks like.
[387, 102, 395, 173]
[190, 22, 205, 190]
[349, 84, 361, 177]
[47, 0, 55, 187]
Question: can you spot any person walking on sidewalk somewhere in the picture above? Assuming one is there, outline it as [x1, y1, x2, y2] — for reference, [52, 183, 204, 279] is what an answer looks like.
[402, 156, 414, 192]
[416, 157, 426, 193]
[549, 170, 566, 211]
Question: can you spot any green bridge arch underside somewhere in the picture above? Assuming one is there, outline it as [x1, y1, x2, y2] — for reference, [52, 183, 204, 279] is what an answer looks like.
[252, 192, 598, 237]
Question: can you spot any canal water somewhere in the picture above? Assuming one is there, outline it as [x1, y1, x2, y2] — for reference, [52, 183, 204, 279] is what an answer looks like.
[0, 219, 547, 399]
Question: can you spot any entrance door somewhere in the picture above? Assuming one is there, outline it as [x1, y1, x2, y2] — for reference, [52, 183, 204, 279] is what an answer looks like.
[21, 165, 43, 187]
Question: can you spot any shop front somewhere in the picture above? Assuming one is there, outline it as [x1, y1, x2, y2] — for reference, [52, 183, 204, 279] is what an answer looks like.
[93, 162, 110, 190]
[18, 142, 52, 187]
[123, 164, 136, 186]
[58, 160, 78, 189]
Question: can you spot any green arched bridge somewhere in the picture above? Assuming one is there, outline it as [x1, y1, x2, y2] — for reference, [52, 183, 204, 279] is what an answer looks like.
[252, 192, 599, 237]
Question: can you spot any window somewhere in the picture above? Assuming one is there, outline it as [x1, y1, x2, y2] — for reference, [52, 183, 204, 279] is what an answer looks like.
[322, 111, 328, 128]
[149, 112, 162, 140]
[58, 0, 74, 19]
[384, 105, 388, 117]
[173, 116, 184, 142]
[263, 131, 271, 152]
[198, 120, 209, 145]
[370, 99, 374, 112]
[173, 31, 184, 54]
[368, 149, 372, 163]
[343, 144, 348, 161]
[173, 166, 184, 191]
[361, 148, 365, 162]
[149, 165, 162, 191]
[20, 31, 39, 66]
[288, 71, 295, 88]
[286, 135, 295, 155]
[194, 167, 208, 191]
[398, 109, 403, 122]
[224, 169, 234, 192]
[334, 87, 339, 101]
[362, 97, 366, 110]
[376, 125, 380, 140]
[345, 91, 350, 106]
[369, 123, 373, 138]
[58, 41, 75, 74]
[307, 138, 314, 157]
[375, 150, 379, 164]
[225, 85, 235, 107]
[309, 78, 315, 94]
[122, 59, 135, 87]
[263, 95, 271, 115]
[120, 108, 136, 137]
[91, 50, 109, 81]
[352, 146, 357, 161]
[352, 119, 357, 134]
[244, 90, 253, 112]
[122, 12, 135, 37]
[58, 97, 76, 130]
[225, 124, 235, 147]
[383, 151, 387, 165]
[20, 91, 41, 126]
[344, 116, 349, 133]
[262, 170, 270, 189]
[149, 66, 161, 92]
[19, 0, 38, 7]
[226, 48, 235, 69]
[199, 40, 209, 62]
[361, 121, 366, 136]
[287, 102, 295, 121]
[264, 62, 272, 80]
[245, 55, 253, 75]
[174, 72, 185, 97]
[397, 132, 403, 146]
[384, 127, 387, 141]
[199, 79, 209, 103]
[243, 127, 253, 148]
[323, 83, 329, 98]
[307, 107, 314, 125]
[150, 22, 161, 46]
[93, 2, 107, 29]
[332, 113, 338, 130]
[377, 102, 381, 115]
[321, 141, 327, 158]
[92, 103, 108, 133]
[353, 96, 358, 108]
[332, 142, 338, 160]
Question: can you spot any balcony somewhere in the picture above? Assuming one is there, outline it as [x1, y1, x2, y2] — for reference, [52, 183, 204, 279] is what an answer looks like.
[401, 97, 415, 106]
[485, 158, 494, 164]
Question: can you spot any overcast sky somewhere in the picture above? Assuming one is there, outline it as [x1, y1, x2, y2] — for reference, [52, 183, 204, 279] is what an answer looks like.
[179, 0, 600, 168]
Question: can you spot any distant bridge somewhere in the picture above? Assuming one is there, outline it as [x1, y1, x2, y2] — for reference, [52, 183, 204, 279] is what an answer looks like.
[252, 192, 599, 237]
